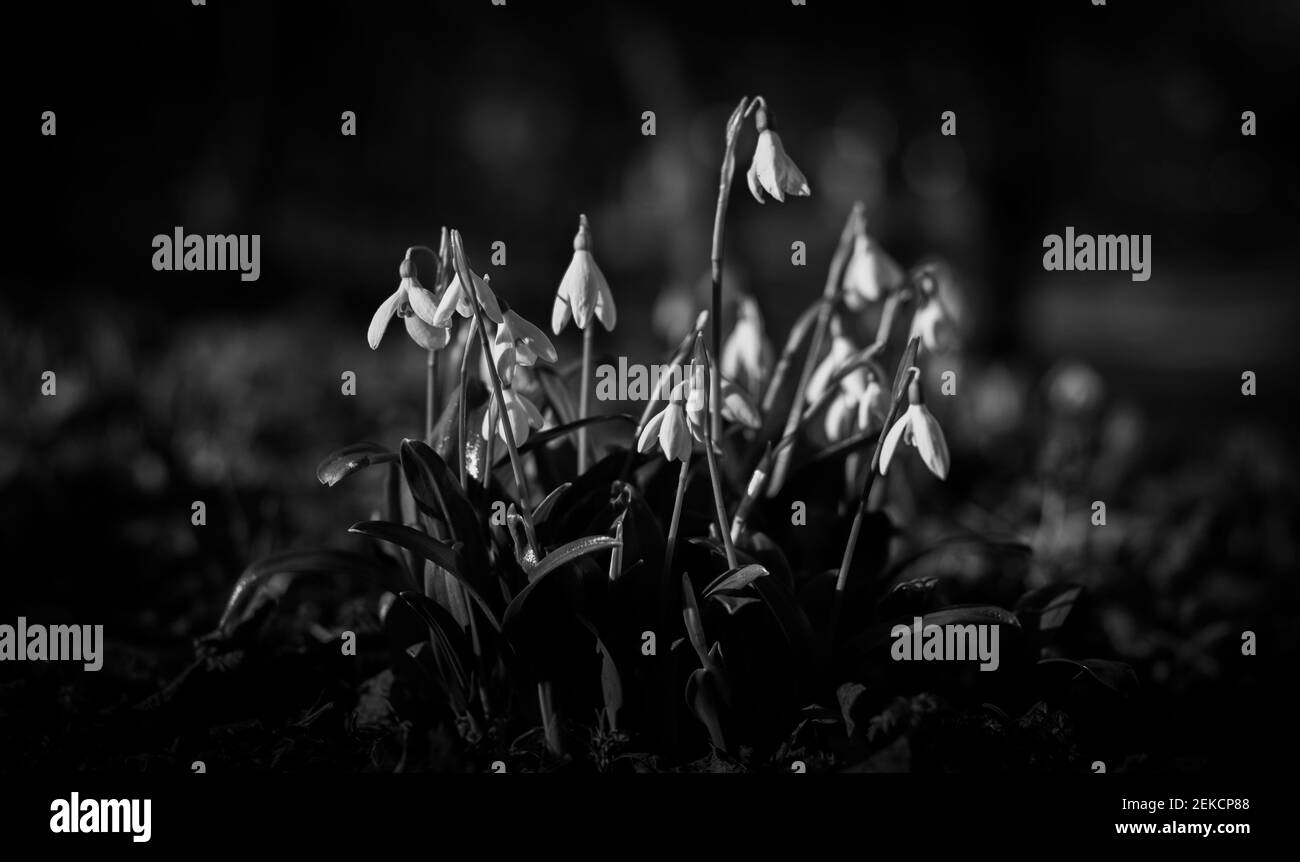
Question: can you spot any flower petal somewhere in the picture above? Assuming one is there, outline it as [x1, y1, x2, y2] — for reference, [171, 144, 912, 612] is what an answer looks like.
[746, 160, 765, 204]
[506, 310, 557, 364]
[517, 391, 545, 430]
[824, 393, 851, 441]
[473, 273, 504, 324]
[721, 377, 762, 429]
[660, 405, 692, 463]
[404, 313, 449, 351]
[406, 278, 442, 326]
[432, 279, 463, 327]
[593, 274, 617, 331]
[910, 405, 950, 480]
[638, 410, 667, 454]
[367, 287, 405, 349]
[877, 412, 911, 475]
[562, 252, 598, 329]
[551, 293, 572, 335]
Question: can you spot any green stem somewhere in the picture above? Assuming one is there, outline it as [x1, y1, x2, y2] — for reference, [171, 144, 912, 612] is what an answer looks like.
[830, 364, 920, 637]
[578, 324, 593, 474]
[699, 347, 738, 570]
[766, 203, 864, 496]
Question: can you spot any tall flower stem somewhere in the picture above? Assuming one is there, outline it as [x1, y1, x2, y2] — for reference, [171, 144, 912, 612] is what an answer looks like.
[708, 96, 751, 452]
[659, 456, 691, 751]
[830, 361, 919, 637]
[698, 346, 738, 570]
[578, 323, 593, 474]
[766, 203, 864, 495]
[450, 233, 536, 530]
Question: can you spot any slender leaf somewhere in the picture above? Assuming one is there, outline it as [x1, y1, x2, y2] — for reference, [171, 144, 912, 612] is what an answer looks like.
[315, 442, 397, 487]
[348, 521, 502, 632]
[218, 548, 410, 633]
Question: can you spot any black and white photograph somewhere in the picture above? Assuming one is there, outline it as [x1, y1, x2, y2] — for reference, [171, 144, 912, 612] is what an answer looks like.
[1, 0, 1293, 843]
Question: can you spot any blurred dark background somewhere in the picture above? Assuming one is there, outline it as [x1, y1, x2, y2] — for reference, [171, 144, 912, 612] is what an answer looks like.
[1, 0, 1297, 771]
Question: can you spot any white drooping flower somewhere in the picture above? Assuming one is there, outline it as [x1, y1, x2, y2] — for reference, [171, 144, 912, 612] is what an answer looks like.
[843, 232, 904, 309]
[482, 385, 546, 446]
[552, 214, 616, 334]
[491, 305, 557, 385]
[367, 256, 451, 351]
[637, 379, 696, 463]
[745, 104, 811, 204]
[879, 373, 950, 480]
[720, 295, 773, 396]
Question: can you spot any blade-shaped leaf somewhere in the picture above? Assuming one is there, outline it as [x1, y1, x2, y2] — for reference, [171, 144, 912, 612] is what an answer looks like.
[398, 592, 473, 714]
[501, 536, 621, 632]
[680, 572, 710, 666]
[400, 439, 490, 574]
[218, 548, 410, 633]
[316, 442, 397, 487]
[531, 482, 572, 524]
[531, 535, 622, 581]
[703, 564, 770, 598]
[348, 521, 501, 633]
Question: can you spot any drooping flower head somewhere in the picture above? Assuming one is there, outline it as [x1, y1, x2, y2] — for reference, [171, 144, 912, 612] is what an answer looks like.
[552, 214, 617, 334]
[367, 256, 451, 351]
[908, 266, 958, 354]
[432, 262, 503, 328]
[637, 378, 697, 463]
[843, 226, 905, 310]
[879, 370, 950, 480]
[482, 385, 546, 446]
[490, 299, 557, 385]
[745, 101, 811, 204]
[720, 295, 773, 396]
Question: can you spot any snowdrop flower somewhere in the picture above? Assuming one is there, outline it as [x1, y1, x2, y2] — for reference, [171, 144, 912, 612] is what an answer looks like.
[843, 232, 904, 310]
[879, 373, 950, 480]
[684, 365, 762, 434]
[637, 379, 697, 463]
[367, 257, 450, 351]
[482, 385, 545, 446]
[745, 103, 810, 204]
[908, 268, 957, 353]
[720, 295, 773, 396]
[432, 263, 503, 327]
[491, 303, 557, 385]
[552, 214, 617, 334]
[825, 376, 889, 442]
[805, 322, 863, 404]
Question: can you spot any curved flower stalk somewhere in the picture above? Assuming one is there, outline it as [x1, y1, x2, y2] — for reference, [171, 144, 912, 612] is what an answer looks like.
[879, 372, 950, 480]
[745, 99, 811, 204]
[842, 227, 904, 310]
[553, 214, 616, 475]
[367, 256, 450, 351]
[720, 295, 773, 397]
